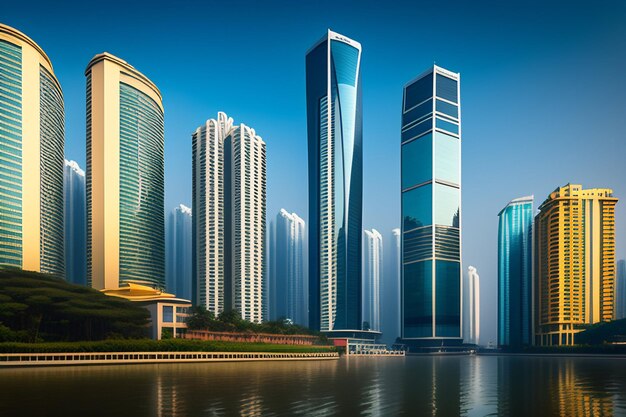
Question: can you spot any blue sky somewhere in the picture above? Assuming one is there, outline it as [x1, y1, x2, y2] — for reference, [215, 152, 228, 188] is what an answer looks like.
[4, 0, 626, 344]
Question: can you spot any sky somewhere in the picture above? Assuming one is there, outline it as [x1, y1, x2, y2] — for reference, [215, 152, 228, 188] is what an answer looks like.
[4, 0, 626, 344]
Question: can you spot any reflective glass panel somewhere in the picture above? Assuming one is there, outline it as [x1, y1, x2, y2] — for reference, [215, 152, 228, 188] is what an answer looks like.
[436, 74, 458, 103]
[402, 99, 432, 128]
[436, 118, 459, 135]
[434, 132, 459, 185]
[436, 99, 458, 118]
[435, 260, 461, 337]
[403, 185, 432, 231]
[434, 183, 459, 227]
[402, 134, 431, 189]
[401, 118, 432, 143]
[403, 260, 432, 338]
[404, 73, 433, 111]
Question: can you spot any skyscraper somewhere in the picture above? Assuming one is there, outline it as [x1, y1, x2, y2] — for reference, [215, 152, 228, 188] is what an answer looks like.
[498, 196, 533, 348]
[192, 112, 232, 315]
[192, 112, 266, 323]
[269, 209, 306, 325]
[64, 160, 86, 286]
[166, 204, 192, 300]
[465, 266, 480, 345]
[381, 228, 401, 344]
[363, 229, 382, 331]
[535, 184, 618, 346]
[306, 30, 363, 333]
[617, 260, 626, 320]
[400, 65, 462, 347]
[86, 53, 164, 290]
[0, 24, 64, 275]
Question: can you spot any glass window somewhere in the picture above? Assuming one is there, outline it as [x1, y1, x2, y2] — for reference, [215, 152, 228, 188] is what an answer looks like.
[403, 227, 433, 262]
[434, 184, 459, 227]
[402, 99, 432, 128]
[402, 134, 431, 189]
[435, 260, 461, 337]
[434, 132, 459, 185]
[436, 99, 458, 118]
[163, 306, 174, 323]
[403, 185, 432, 231]
[403, 260, 433, 338]
[404, 73, 433, 111]
[401, 118, 432, 143]
[330, 41, 359, 87]
[436, 74, 458, 103]
[436, 118, 459, 135]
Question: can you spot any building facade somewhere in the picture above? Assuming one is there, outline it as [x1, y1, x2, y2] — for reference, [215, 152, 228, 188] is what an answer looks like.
[269, 209, 306, 325]
[363, 229, 382, 331]
[192, 113, 266, 323]
[166, 204, 192, 300]
[465, 266, 480, 345]
[497, 196, 533, 348]
[64, 160, 86, 285]
[381, 228, 401, 344]
[85, 53, 164, 290]
[617, 259, 626, 320]
[400, 65, 462, 347]
[535, 184, 618, 346]
[306, 30, 363, 332]
[0, 24, 64, 275]
[192, 112, 232, 315]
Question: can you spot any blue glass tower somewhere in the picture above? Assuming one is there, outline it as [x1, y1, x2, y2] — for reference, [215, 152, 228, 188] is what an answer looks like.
[400, 66, 462, 347]
[306, 30, 362, 332]
[498, 196, 534, 348]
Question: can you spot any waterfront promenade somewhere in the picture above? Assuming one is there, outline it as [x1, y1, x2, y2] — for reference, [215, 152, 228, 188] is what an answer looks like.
[0, 351, 339, 367]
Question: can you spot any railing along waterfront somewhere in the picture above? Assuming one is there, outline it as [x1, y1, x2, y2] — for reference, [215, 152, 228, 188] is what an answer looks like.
[0, 351, 339, 367]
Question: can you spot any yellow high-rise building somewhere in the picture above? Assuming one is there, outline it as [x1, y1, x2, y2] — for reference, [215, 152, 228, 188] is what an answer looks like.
[535, 184, 617, 346]
[0, 24, 64, 275]
[85, 53, 164, 291]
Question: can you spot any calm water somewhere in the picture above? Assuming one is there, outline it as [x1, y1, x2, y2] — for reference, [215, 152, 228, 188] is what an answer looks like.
[1, 355, 626, 416]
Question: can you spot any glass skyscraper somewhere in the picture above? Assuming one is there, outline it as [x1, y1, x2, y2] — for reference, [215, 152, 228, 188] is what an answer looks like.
[363, 229, 382, 331]
[269, 209, 307, 326]
[400, 65, 462, 347]
[64, 160, 86, 286]
[166, 204, 192, 300]
[617, 259, 626, 320]
[0, 24, 64, 275]
[497, 196, 533, 348]
[86, 53, 164, 290]
[306, 30, 362, 332]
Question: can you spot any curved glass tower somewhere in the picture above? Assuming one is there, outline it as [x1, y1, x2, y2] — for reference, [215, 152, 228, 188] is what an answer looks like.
[306, 30, 362, 332]
[86, 53, 164, 290]
[497, 196, 533, 348]
[0, 24, 64, 275]
[400, 65, 462, 347]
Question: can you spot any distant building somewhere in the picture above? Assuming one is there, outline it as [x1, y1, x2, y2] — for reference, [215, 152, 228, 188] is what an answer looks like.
[363, 229, 382, 331]
[617, 260, 626, 320]
[497, 196, 533, 348]
[166, 204, 192, 300]
[0, 24, 64, 275]
[381, 228, 401, 344]
[400, 65, 462, 348]
[306, 30, 363, 333]
[86, 53, 164, 290]
[535, 184, 618, 346]
[64, 160, 86, 286]
[268, 209, 306, 325]
[192, 112, 266, 323]
[465, 266, 480, 345]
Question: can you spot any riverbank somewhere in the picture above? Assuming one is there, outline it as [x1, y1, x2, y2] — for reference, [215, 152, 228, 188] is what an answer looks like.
[0, 350, 339, 367]
[0, 339, 337, 354]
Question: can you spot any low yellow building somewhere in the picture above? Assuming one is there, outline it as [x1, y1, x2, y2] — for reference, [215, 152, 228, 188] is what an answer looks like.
[103, 282, 191, 340]
[535, 184, 617, 346]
